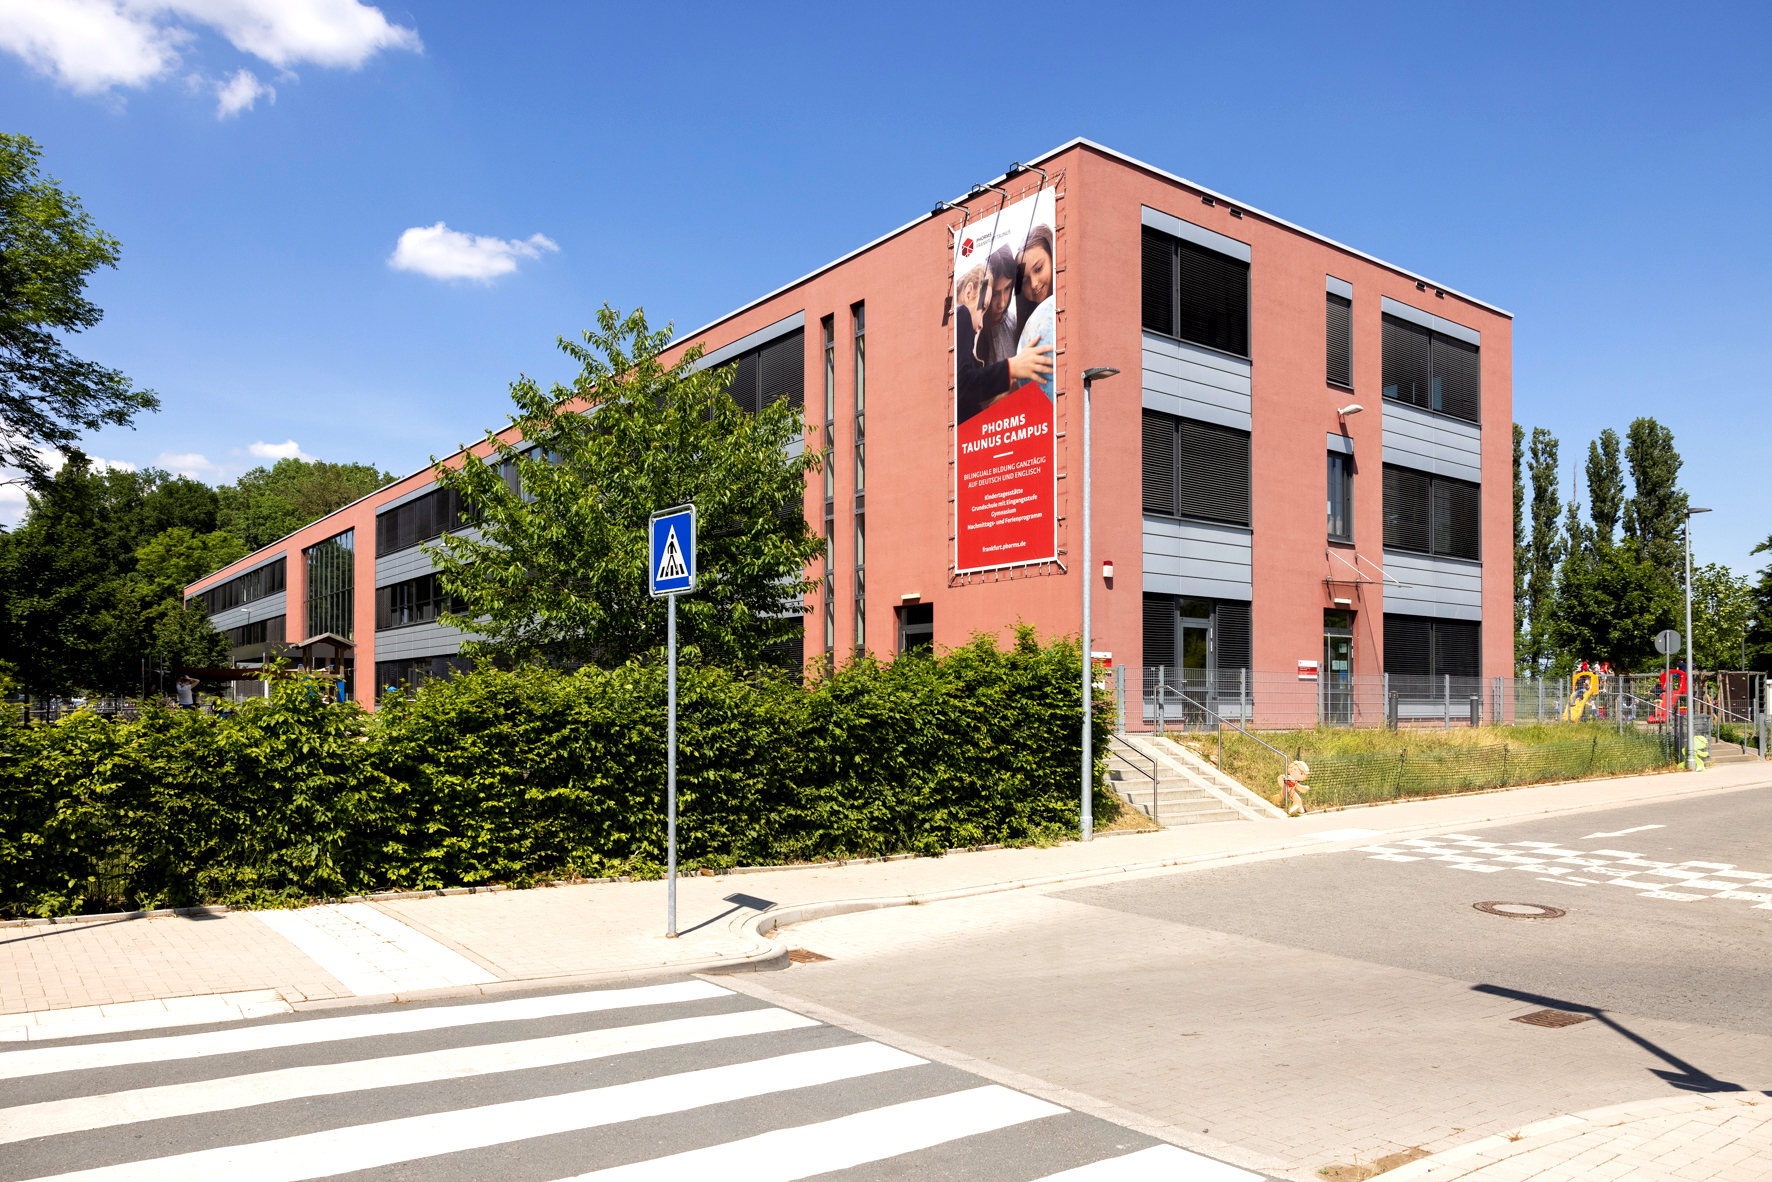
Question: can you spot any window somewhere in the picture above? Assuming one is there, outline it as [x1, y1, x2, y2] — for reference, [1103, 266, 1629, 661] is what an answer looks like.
[1327, 451, 1353, 542]
[1142, 595, 1252, 676]
[375, 655, 472, 699]
[1381, 313, 1479, 422]
[1141, 410, 1251, 526]
[375, 573, 465, 631]
[224, 616, 285, 650]
[191, 557, 285, 615]
[305, 531, 354, 640]
[898, 603, 933, 656]
[822, 315, 836, 658]
[1384, 614, 1481, 678]
[722, 329, 805, 414]
[852, 302, 866, 652]
[1383, 465, 1479, 560]
[375, 486, 468, 557]
[1141, 225, 1249, 357]
[1326, 292, 1352, 387]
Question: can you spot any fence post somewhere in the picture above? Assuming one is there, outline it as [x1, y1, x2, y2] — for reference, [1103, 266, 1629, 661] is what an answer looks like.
[1469, 695, 1480, 728]
[1588, 735, 1598, 776]
[1156, 666, 1166, 735]
[1537, 677, 1543, 723]
[1494, 676, 1503, 727]
[1114, 665, 1127, 734]
[1443, 674, 1451, 729]
[1501, 744, 1510, 786]
[1240, 667, 1247, 725]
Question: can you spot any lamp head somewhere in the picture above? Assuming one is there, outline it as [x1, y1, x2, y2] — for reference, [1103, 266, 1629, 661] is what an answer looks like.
[1687, 507, 1712, 515]
[1337, 403, 1364, 416]
[1082, 367, 1120, 383]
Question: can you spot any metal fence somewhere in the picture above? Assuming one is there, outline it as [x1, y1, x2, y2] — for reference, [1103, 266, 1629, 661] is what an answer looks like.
[1109, 668, 1769, 737]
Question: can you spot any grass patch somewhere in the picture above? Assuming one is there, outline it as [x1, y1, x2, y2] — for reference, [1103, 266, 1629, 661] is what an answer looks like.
[1164, 723, 1677, 810]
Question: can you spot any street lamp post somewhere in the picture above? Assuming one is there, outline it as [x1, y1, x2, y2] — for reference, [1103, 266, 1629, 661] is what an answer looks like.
[1079, 367, 1120, 841]
[1685, 506, 1711, 770]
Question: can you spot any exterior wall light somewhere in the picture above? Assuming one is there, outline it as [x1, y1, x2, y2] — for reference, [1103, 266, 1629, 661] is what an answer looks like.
[1102, 560, 1114, 580]
[1337, 404, 1363, 416]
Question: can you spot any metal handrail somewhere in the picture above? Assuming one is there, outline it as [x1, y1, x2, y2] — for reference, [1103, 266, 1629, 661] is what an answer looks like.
[1151, 682, 1289, 771]
[1107, 734, 1161, 825]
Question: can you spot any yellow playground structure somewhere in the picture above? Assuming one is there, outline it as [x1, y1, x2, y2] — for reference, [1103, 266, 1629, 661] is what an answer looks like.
[1564, 664, 1606, 722]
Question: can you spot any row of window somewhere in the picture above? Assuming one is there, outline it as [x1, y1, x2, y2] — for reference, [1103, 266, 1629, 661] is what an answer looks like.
[223, 616, 285, 650]
[375, 572, 466, 632]
[1143, 594, 1481, 678]
[376, 486, 468, 558]
[191, 556, 285, 616]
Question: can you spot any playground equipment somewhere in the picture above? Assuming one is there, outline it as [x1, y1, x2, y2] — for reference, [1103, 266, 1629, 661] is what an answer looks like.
[1563, 662, 1611, 722]
[1649, 667, 1688, 724]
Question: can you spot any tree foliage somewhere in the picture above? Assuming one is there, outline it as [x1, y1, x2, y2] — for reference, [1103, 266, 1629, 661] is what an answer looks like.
[1748, 535, 1772, 671]
[217, 457, 393, 552]
[1522, 427, 1561, 668]
[1691, 561, 1753, 671]
[0, 134, 159, 488]
[430, 306, 824, 670]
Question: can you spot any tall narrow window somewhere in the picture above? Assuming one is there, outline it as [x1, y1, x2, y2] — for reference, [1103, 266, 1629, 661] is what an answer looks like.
[1327, 451, 1352, 542]
[821, 315, 836, 659]
[852, 302, 866, 652]
[305, 530, 355, 640]
[1326, 292, 1352, 387]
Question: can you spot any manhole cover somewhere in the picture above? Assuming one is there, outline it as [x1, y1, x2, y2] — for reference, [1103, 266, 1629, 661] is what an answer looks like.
[787, 948, 832, 963]
[1513, 1009, 1593, 1028]
[1474, 901, 1566, 919]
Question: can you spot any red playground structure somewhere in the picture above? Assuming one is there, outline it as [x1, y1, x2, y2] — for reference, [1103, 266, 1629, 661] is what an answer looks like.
[1649, 667, 1688, 724]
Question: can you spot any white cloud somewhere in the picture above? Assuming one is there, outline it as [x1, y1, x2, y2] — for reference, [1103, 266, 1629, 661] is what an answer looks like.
[389, 223, 560, 283]
[0, 0, 418, 101]
[249, 439, 314, 461]
[156, 450, 215, 476]
[213, 65, 270, 115]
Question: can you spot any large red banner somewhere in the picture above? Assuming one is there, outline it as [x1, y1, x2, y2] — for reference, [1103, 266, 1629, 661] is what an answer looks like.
[953, 188, 1057, 573]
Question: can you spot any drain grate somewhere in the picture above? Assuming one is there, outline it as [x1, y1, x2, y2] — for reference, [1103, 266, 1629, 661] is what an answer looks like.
[1513, 1009, 1593, 1028]
[1474, 901, 1567, 920]
[787, 948, 832, 963]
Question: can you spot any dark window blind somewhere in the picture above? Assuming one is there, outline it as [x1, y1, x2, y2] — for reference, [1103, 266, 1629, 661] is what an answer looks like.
[1384, 614, 1433, 677]
[1213, 600, 1252, 673]
[724, 329, 806, 415]
[1326, 293, 1352, 386]
[1176, 418, 1251, 525]
[1381, 314, 1431, 409]
[1382, 466, 1432, 552]
[376, 487, 467, 557]
[1141, 410, 1176, 515]
[195, 556, 286, 616]
[1433, 619, 1482, 678]
[1431, 333, 1480, 422]
[1140, 227, 1249, 356]
[1327, 451, 1352, 542]
[1143, 594, 1177, 671]
[1432, 477, 1482, 561]
[1141, 226, 1173, 335]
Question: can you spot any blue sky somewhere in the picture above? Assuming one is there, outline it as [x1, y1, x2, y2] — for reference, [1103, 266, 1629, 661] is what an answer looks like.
[3, 1, 1768, 578]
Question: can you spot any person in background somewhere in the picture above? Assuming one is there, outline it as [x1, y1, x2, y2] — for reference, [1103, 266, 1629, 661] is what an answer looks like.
[175, 676, 199, 710]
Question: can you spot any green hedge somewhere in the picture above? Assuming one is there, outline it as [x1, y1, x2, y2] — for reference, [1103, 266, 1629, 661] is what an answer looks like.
[0, 629, 1116, 917]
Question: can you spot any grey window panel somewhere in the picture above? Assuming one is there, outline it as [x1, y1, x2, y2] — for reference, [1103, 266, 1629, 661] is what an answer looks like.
[1142, 331, 1251, 431]
[375, 481, 438, 515]
[206, 590, 288, 634]
[1327, 432, 1354, 455]
[1140, 205, 1251, 263]
[375, 524, 483, 587]
[1325, 274, 1353, 299]
[1379, 296, 1481, 346]
[1142, 515, 1253, 600]
[1381, 399, 1481, 483]
[1382, 550, 1483, 621]
[690, 311, 806, 373]
[370, 620, 477, 662]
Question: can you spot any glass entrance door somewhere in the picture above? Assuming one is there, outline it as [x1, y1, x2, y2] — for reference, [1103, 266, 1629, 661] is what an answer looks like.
[1323, 610, 1353, 725]
[1179, 599, 1211, 728]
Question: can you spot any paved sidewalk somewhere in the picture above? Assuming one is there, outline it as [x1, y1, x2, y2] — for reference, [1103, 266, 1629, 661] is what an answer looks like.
[1386, 1091, 1772, 1181]
[3, 760, 1765, 1021]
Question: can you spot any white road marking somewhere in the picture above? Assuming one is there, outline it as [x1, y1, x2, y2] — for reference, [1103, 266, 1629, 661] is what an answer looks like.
[254, 904, 498, 995]
[1582, 825, 1665, 838]
[16, 1042, 925, 1182]
[1639, 891, 1706, 901]
[0, 1007, 819, 1144]
[1030, 1144, 1263, 1180]
[0, 994, 292, 1044]
[1308, 829, 1387, 841]
[1369, 854, 1420, 862]
[555, 1084, 1063, 1180]
[0, 980, 732, 1081]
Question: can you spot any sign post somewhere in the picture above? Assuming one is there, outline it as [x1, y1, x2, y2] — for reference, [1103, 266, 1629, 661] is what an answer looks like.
[649, 505, 696, 937]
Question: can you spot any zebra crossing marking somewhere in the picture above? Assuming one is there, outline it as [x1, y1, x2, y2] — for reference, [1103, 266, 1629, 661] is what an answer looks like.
[1031, 1143, 1261, 1180]
[253, 903, 498, 995]
[0, 979, 730, 1080]
[0, 1006, 818, 1144]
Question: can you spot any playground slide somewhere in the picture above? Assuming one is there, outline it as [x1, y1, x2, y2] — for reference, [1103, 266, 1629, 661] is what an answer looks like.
[1564, 671, 1602, 722]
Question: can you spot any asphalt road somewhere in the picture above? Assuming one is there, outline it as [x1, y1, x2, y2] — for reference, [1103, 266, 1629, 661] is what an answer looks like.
[1061, 788, 1772, 1038]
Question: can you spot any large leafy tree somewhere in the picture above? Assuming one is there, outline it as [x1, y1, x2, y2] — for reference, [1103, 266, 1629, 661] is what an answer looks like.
[430, 306, 823, 670]
[0, 456, 113, 695]
[1549, 540, 1675, 672]
[1748, 535, 1772, 671]
[1585, 428, 1624, 548]
[1522, 427, 1562, 669]
[1622, 416, 1686, 585]
[217, 457, 393, 552]
[0, 134, 158, 489]
[1690, 561, 1753, 671]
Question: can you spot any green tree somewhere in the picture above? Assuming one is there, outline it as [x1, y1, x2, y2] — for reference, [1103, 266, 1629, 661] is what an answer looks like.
[430, 306, 824, 670]
[1691, 561, 1752, 671]
[1513, 423, 1526, 663]
[1622, 416, 1686, 582]
[217, 457, 393, 552]
[1585, 428, 1624, 548]
[134, 527, 247, 589]
[0, 134, 159, 488]
[1523, 427, 1562, 669]
[1549, 540, 1675, 672]
[1748, 535, 1772, 671]
[0, 456, 112, 696]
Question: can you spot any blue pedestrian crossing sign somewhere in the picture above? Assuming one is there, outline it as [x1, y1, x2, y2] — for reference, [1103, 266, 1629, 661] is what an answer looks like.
[649, 505, 696, 597]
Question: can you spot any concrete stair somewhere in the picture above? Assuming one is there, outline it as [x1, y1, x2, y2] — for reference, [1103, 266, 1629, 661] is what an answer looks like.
[1105, 733, 1285, 826]
[1708, 739, 1762, 765]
